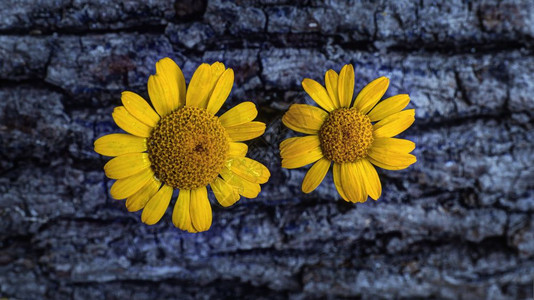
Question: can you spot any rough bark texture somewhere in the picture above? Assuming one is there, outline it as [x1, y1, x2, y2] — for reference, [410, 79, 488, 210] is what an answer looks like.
[1, 0, 534, 299]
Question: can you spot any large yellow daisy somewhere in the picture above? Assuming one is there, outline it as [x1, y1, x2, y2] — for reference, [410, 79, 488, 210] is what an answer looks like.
[94, 57, 270, 232]
[280, 64, 416, 203]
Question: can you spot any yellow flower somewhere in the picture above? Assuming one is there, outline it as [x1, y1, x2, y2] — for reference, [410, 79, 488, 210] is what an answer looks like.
[280, 64, 416, 203]
[94, 58, 270, 232]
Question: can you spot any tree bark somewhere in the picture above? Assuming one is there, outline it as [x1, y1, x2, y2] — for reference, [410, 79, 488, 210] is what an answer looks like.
[1, 0, 533, 299]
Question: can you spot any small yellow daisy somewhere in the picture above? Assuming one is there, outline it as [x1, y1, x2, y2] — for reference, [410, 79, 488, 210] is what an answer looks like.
[94, 57, 270, 232]
[280, 64, 416, 203]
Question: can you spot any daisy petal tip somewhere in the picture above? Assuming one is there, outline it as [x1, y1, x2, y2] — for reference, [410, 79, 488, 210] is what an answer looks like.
[301, 185, 313, 194]
[112, 106, 121, 114]
[157, 56, 173, 64]
[369, 192, 381, 201]
[93, 139, 100, 150]
[211, 61, 226, 70]
[109, 189, 123, 201]
[301, 78, 314, 91]
[379, 76, 390, 87]
[341, 63, 354, 73]
[141, 213, 164, 226]
[140, 217, 156, 226]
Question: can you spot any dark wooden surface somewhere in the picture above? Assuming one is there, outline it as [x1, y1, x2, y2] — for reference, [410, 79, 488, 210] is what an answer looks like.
[1, 1, 534, 299]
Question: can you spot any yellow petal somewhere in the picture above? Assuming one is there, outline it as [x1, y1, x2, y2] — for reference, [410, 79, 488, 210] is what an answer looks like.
[354, 77, 389, 114]
[357, 159, 382, 200]
[279, 136, 300, 150]
[367, 157, 412, 170]
[225, 157, 270, 184]
[172, 189, 197, 233]
[228, 142, 248, 157]
[94, 134, 146, 157]
[186, 63, 212, 108]
[337, 64, 355, 108]
[282, 104, 328, 134]
[219, 168, 261, 198]
[302, 78, 335, 111]
[147, 75, 172, 117]
[112, 106, 152, 138]
[281, 147, 323, 169]
[206, 68, 234, 115]
[341, 162, 366, 203]
[367, 143, 417, 170]
[219, 102, 257, 127]
[372, 137, 416, 153]
[367, 94, 410, 122]
[325, 69, 340, 108]
[353, 162, 369, 203]
[110, 168, 154, 200]
[151, 59, 179, 114]
[373, 109, 415, 138]
[104, 153, 151, 179]
[201, 62, 227, 109]
[211, 177, 240, 207]
[190, 186, 212, 232]
[280, 135, 321, 158]
[333, 163, 349, 201]
[126, 177, 161, 212]
[211, 62, 226, 76]
[121, 91, 160, 127]
[141, 184, 173, 225]
[302, 157, 331, 193]
[226, 121, 265, 141]
[155, 57, 186, 109]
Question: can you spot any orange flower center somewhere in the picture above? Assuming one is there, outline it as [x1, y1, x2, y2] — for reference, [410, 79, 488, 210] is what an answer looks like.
[319, 108, 373, 163]
[147, 106, 229, 189]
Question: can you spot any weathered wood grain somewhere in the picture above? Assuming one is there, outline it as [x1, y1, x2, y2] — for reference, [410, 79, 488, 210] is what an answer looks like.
[1, 1, 533, 299]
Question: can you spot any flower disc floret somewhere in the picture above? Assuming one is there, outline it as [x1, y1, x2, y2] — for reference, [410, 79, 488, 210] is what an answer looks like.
[147, 106, 229, 189]
[319, 108, 373, 163]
